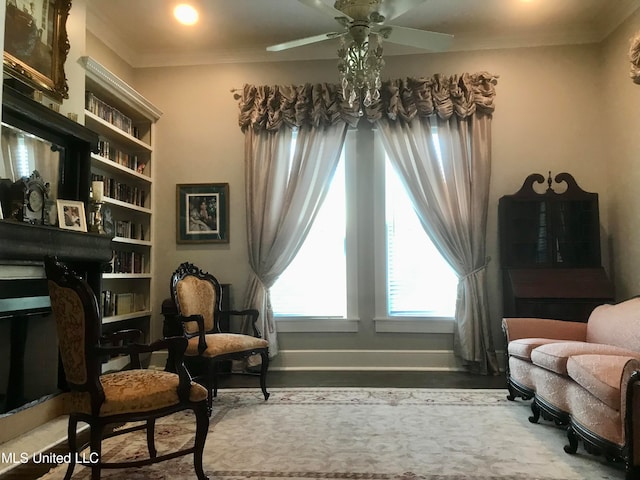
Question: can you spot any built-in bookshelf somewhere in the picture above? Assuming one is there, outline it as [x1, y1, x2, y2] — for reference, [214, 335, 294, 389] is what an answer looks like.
[81, 56, 162, 372]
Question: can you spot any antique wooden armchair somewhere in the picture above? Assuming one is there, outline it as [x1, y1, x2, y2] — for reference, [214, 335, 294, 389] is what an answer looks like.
[45, 256, 209, 480]
[170, 262, 270, 414]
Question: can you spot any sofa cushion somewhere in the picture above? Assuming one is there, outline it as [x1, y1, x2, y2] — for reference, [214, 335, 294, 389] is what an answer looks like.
[586, 297, 640, 350]
[566, 355, 638, 411]
[530, 342, 640, 375]
[508, 338, 578, 361]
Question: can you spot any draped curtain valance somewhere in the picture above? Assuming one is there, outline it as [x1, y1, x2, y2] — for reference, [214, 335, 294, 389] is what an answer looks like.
[234, 72, 498, 132]
[235, 70, 500, 374]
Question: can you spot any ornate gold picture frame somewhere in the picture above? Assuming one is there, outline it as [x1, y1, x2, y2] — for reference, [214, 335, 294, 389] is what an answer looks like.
[3, 0, 71, 101]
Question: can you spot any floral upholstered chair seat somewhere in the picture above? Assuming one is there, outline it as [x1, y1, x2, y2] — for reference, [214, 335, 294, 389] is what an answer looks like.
[67, 369, 207, 416]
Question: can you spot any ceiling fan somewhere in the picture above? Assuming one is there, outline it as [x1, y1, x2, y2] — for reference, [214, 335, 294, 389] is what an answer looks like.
[266, 0, 453, 107]
[266, 0, 454, 54]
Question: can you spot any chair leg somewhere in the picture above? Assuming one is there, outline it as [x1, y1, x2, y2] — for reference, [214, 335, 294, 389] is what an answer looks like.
[193, 402, 210, 480]
[260, 351, 270, 401]
[211, 361, 219, 398]
[64, 416, 78, 480]
[89, 423, 104, 480]
[205, 361, 215, 416]
[146, 418, 157, 458]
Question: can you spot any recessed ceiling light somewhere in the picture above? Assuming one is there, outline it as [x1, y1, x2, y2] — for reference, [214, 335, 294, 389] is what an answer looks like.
[174, 4, 199, 25]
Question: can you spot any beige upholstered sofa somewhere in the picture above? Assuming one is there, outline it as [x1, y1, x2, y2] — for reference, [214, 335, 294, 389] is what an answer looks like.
[503, 296, 640, 479]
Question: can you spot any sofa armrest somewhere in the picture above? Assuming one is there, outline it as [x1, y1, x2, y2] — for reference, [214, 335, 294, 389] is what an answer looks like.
[502, 317, 588, 343]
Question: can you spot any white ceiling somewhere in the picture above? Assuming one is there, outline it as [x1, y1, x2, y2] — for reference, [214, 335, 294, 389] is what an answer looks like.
[86, 0, 640, 68]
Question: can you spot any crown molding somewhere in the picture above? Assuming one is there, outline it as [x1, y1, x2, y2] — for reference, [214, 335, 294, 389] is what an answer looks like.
[85, 2, 640, 69]
[597, 0, 640, 40]
[106, 30, 604, 69]
[80, 56, 162, 121]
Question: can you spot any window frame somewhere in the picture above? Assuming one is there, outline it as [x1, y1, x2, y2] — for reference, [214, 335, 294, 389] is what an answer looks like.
[274, 126, 455, 334]
[372, 133, 455, 333]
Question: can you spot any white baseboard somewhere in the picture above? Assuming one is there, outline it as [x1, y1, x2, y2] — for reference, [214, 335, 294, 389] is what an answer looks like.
[271, 349, 465, 371]
[150, 349, 506, 372]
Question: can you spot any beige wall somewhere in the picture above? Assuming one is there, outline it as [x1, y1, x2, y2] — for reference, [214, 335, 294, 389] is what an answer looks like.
[601, 9, 640, 300]
[80, 14, 640, 368]
[85, 30, 136, 86]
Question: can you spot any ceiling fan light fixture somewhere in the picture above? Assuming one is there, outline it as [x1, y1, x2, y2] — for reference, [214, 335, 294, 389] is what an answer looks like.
[338, 35, 384, 109]
[268, 0, 452, 109]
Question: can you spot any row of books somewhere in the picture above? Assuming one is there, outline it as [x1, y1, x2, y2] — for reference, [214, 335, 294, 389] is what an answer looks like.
[97, 140, 146, 175]
[86, 91, 139, 138]
[91, 174, 147, 208]
[111, 250, 146, 274]
[101, 290, 146, 317]
[115, 219, 146, 241]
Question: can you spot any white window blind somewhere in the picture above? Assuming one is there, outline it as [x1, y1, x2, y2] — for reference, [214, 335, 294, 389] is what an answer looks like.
[384, 157, 458, 318]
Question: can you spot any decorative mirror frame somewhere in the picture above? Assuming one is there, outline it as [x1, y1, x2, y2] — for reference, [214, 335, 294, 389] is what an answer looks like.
[3, 0, 71, 101]
[22, 170, 50, 224]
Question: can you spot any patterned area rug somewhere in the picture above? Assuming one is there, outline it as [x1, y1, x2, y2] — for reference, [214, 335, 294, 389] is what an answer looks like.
[39, 388, 624, 480]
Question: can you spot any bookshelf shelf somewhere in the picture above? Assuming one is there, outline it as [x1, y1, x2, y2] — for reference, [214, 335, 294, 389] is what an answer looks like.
[103, 273, 153, 280]
[103, 196, 152, 214]
[85, 111, 153, 151]
[113, 236, 152, 247]
[83, 56, 161, 351]
[102, 310, 153, 325]
[91, 153, 152, 183]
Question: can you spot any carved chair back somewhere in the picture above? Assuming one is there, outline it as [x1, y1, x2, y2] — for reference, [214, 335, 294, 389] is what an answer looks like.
[171, 262, 223, 334]
[44, 256, 105, 409]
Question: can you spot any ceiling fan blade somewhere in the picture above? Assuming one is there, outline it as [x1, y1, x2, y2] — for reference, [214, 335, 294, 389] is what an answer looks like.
[267, 32, 346, 52]
[376, 25, 453, 51]
[297, 0, 353, 20]
[376, 0, 428, 22]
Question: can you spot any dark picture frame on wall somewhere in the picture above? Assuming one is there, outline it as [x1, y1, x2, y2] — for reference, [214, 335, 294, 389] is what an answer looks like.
[176, 183, 229, 244]
[3, 0, 71, 101]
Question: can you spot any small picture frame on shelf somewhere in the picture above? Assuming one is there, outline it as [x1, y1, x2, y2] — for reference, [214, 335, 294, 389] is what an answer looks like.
[176, 183, 229, 244]
[56, 199, 87, 232]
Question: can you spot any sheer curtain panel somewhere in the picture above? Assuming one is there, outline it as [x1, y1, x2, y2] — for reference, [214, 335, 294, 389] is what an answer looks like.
[235, 84, 350, 357]
[374, 73, 499, 374]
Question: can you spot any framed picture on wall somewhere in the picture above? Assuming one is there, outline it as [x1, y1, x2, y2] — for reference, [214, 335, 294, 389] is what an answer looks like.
[3, 0, 71, 101]
[176, 183, 229, 244]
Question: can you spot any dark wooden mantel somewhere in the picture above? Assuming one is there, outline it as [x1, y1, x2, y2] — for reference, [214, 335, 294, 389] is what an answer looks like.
[0, 221, 112, 264]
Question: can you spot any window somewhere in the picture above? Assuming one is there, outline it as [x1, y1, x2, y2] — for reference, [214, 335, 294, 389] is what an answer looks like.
[271, 128, 457, 326]
[385, 158, 458, 317]
[269, 152, 347, 317]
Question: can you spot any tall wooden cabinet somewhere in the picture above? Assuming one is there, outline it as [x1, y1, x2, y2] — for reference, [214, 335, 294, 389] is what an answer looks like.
[499, 172, 614, 322]
[81, 57, 162, 370]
